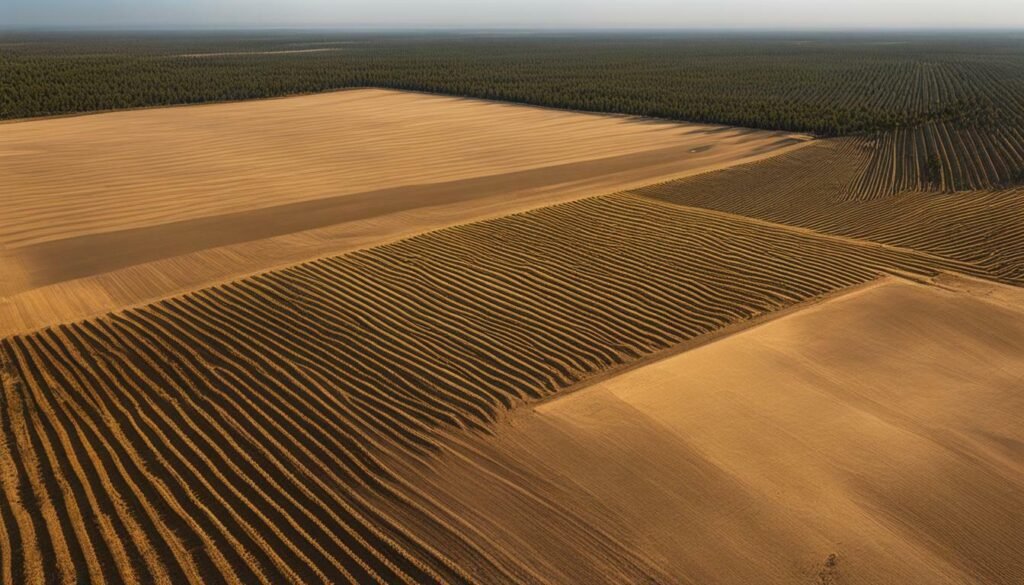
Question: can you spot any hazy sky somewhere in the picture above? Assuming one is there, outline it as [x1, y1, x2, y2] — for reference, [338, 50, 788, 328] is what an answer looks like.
[3, 0, 1023, 30]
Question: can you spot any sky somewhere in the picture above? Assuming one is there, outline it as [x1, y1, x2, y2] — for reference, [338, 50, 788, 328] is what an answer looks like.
[2, 0, 1023, 30]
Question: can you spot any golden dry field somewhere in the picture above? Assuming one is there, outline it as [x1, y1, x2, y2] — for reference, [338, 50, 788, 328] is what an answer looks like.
[467, 277, 1024, 585]
[2, 89, 1023, 585]
[0, 89, 804, 336]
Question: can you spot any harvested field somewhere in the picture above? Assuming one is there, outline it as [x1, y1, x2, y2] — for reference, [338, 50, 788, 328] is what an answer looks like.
[438, 277, 1024, 584]
[634, 138, 1024, 284]
[0, 191, 972, 584]
[0, 88, 799, 249]
[0, 89, 806, 336]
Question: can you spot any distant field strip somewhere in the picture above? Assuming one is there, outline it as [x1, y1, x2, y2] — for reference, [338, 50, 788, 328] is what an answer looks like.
[860, 122, 1024, 193]
[0, 89, 792, 249]
[0, 192, 975, 584]
[7, 36, 1024, 193]
[635, 139, 1024, 285]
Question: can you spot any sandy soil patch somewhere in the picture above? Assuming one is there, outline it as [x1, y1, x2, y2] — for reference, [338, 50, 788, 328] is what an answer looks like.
[418, 277, 1024, 584]
[0, 88, 805, 334]
[0, 88, 799, 249]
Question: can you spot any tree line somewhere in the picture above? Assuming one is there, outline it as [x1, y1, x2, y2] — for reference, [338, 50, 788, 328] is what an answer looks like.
[3, 32, 1023, 188]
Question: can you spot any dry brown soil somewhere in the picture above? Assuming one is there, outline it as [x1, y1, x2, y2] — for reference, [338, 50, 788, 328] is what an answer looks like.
[0, 88, 806, 335]
[421, 277, 1024, 584]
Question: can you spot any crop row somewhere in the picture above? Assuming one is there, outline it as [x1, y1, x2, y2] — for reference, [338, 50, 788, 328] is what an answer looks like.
[636, 139, 1024, 283]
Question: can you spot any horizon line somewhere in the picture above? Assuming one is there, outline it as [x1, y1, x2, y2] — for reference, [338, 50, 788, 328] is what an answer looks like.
[4, 25, 1024, 34]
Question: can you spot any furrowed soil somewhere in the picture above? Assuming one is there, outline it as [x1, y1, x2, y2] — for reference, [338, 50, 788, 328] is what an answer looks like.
[2, 88, 1022, 585]
[0, 88, 806, 336]
[633, 138, 1024, 285]
[0, 188, 979, 584]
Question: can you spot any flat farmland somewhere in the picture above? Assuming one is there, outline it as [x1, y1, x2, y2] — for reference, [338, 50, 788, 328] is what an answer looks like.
[3, 94, 1021, 582]
[443, 277, 1024, 584]
[3, 32, 1023, 585]
[0, 190, 967, 584]
[0, 89, 805, 336]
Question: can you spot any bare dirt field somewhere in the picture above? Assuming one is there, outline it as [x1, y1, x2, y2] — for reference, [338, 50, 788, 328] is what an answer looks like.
[0, 187, 963, 584]
[435, 277, 1024, 584]
[0, 88, 805, 335]
[3, 86, 1022, 585]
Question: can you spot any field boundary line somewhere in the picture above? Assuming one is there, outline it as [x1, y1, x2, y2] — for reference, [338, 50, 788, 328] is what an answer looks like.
[509, 276, 897, 417]
[623, 192, 982, 273]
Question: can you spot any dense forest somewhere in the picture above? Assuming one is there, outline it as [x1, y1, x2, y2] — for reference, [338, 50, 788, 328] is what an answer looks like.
[3, 32, 1024, 190]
